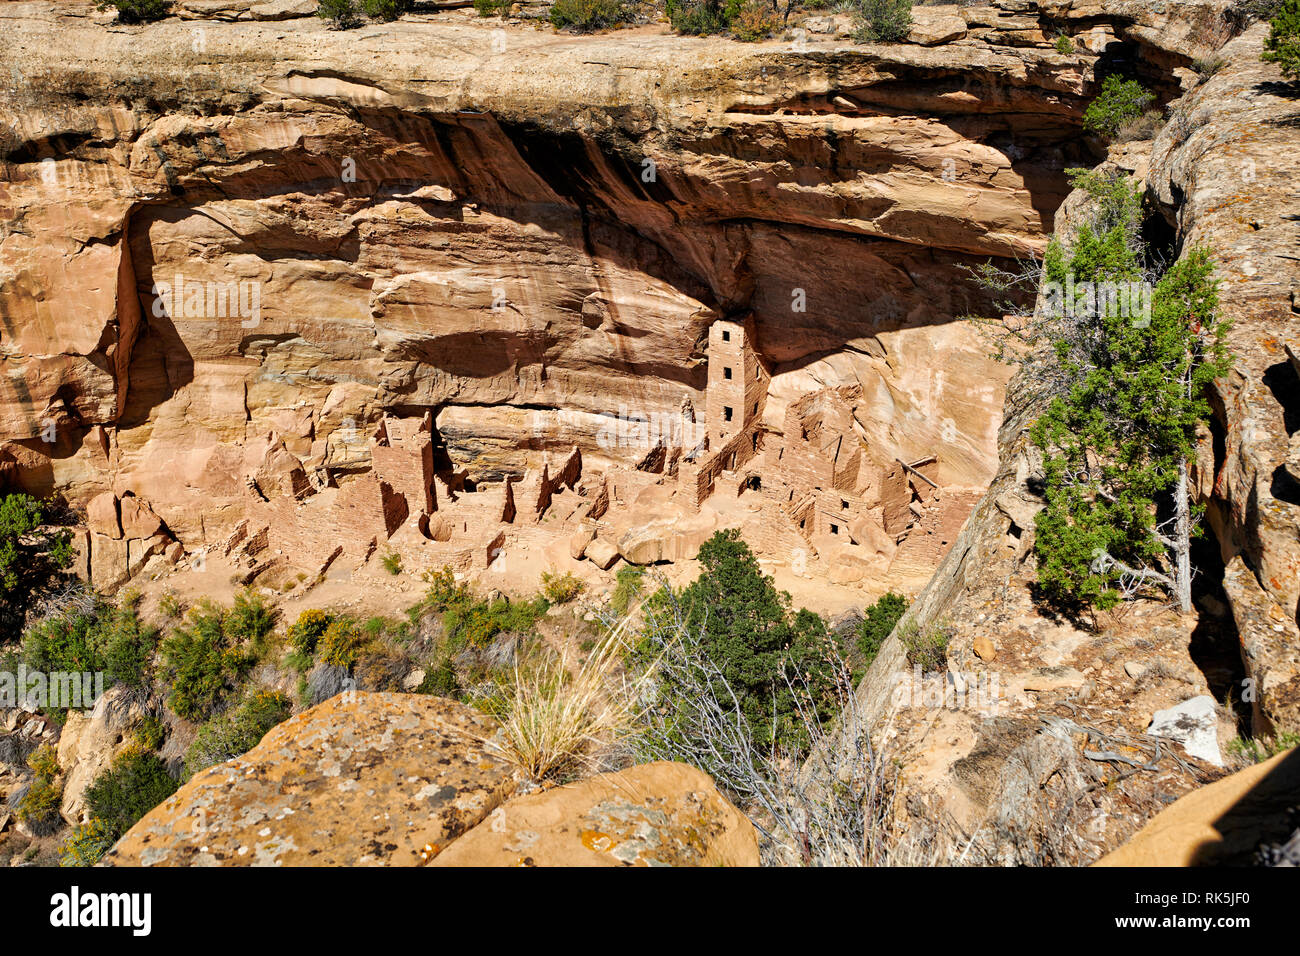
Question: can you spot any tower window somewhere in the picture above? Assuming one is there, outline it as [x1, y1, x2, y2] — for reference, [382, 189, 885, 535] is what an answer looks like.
[830, 523, 839, 535]
[724, 367, 733, 380]
[724, 406, 733, 422]
[721, 330, 731, 342]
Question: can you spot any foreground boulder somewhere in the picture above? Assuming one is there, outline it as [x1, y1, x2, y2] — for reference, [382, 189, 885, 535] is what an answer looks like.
[432, 761, 759, 867]
[1095, 748, 1300, 866]
[103, 693, 516, 866]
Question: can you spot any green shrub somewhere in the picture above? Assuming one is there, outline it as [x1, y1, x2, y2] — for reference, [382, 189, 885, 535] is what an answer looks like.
[852, 0, 912, 43]
[93, 0, 170, 23]
[610, 566, 645, 615]
[16, 745, 63, 836]
[132, 713, 166, 752]
[1054, 33, 1075, 54]
[1, 493, 73, 629]
[84, 746, 177, 840]
[184, 689, 292, 778]
[288, 609, 333, 656]
[729, 0, 777, 40]
[417, 658, 461, 698]
[381, 550, 403, 576]
[898, 621, 949, 670]
[666, 0, 728, 35]
[59, 818, 117, 868]
[474, 0, 512, 15]
[22, 602, 159, 697]
[1082, 75, 1154, 138]
[319, 618, 367, 669]
[1227, 731, 1300, 764]
[541, 570, 584, 604]
[318, 0, 363, 28]
[443, 595, 548, 648]
[856, 592, 908, 666]
[1262, 0, 1300, 79]
[549, 0, 633, 31]
[227, 589, 278, 655]
[417, 566, 471, 614]
[159, 601, 257, 721]
[635, 530, 842, 754]
[360, 0, 413, 19]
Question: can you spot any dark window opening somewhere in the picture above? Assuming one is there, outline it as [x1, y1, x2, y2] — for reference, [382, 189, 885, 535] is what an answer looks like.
[721, 329, 731, 342]
[723, 406, 733, 422]
[724, 366, 733, 380]
[830, 523, 839, 534]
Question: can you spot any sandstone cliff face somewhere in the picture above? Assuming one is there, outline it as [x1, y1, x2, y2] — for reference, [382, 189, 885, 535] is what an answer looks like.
[852, 20, 1300, 864]
[0, 1, 1231, 609]
[3, 0, 1294, 866]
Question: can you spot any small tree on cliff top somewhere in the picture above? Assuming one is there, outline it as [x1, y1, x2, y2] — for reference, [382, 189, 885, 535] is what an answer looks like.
[1262, 0, 1300, 79]
[1027, 172, 1230, 614]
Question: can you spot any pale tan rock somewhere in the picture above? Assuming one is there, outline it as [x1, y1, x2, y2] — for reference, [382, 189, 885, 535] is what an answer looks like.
[86, 492, 121, 539]
[569, 526, 595, 561]
[119, 496, 164, 539]
[431, 762, 759, 867]
[103, 693, 517, 866]
[175, 0, 256, 20]
[250, 0, 316, 19]
[909, 11, 967, 46]
[585, 538, 620, 571]
[60, 686, 151, 825]
[89, 533, 129, 590]
[973, 634, 997, 662]
[1022, 666, 1085, 693]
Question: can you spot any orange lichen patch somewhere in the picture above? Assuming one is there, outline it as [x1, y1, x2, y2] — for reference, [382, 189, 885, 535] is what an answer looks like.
[580, 830, 618, 853]
[104, 694, 518, 867]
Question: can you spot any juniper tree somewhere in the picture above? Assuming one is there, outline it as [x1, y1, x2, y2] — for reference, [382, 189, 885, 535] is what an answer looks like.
[1262, 0, 1300, 80]
[1027, 174, 1230, 613]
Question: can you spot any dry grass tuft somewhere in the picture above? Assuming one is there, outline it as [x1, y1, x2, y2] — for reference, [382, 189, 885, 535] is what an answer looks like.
[483, 614, 653, 781]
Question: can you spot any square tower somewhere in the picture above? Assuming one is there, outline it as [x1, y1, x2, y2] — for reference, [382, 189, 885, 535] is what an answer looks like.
[706, 317, 765, 448]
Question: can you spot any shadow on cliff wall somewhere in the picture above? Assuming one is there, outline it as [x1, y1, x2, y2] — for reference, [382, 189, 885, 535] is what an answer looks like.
[118, 211, 196, 429]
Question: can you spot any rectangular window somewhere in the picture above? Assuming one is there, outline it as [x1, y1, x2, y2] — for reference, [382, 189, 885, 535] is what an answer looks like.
[724, 367, 732, 380]
[724, 406, 733, 422]
[721, 330, 731, 342]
